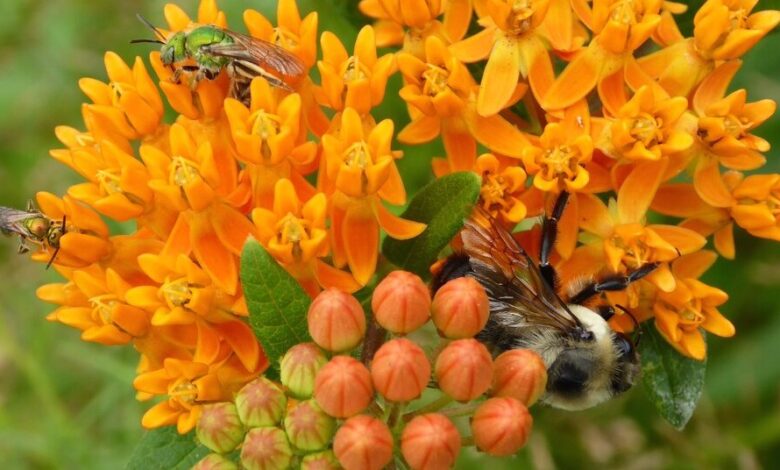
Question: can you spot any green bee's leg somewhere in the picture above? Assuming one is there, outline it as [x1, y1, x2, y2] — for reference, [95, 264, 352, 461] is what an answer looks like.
[26, 200, 35, 212]
[17, 237, 29, 254]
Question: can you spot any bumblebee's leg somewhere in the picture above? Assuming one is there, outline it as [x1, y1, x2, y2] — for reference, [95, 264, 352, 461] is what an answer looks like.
[569, 262, 658, 305]
[539, 191, 570, 289]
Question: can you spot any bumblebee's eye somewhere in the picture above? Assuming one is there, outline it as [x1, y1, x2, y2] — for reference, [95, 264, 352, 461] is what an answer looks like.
[614, 333, 634, 358]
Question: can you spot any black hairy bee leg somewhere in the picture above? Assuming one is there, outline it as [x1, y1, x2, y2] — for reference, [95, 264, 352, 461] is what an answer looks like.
[539, 191, 570, 290]
[569, 262, 659, 305]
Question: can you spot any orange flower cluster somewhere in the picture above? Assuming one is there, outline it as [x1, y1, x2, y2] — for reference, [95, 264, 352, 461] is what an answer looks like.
[192, 272, 545, 469]
[15, 0, 780, 442]
[361, 0, 779, 360]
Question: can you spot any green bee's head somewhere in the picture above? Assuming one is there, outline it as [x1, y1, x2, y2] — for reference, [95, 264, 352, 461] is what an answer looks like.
[161, 32, 187, 65]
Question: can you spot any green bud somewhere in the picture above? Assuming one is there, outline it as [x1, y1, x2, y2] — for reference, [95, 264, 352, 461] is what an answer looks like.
[240, 427, 293, 470]
[280, 343, 328, 399]
[283, 400, 336, 452]
[301, 450, 341, 470]
[196, 402, 245, 453]
[235, 377, 287, 427]
[192, 453, 239, 470]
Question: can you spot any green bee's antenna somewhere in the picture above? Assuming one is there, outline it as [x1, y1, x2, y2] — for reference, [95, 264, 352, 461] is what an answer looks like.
[135, 14, 167, 43]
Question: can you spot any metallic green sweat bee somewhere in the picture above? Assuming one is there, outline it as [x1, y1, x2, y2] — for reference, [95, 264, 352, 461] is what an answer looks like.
[135, 15, 305, 99]
[0, 202, 66, 268]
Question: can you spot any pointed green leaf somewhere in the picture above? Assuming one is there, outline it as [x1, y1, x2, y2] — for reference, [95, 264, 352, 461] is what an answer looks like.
[382, 172, 481, 277]
[125, 428, 208, 470]
[640, 325, 706, 430]
[241, 239, 311, 371]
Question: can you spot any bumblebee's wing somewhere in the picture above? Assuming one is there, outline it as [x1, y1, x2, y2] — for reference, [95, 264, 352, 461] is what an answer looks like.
[202, 31, 305, 80]
[460, 208, 582, 332]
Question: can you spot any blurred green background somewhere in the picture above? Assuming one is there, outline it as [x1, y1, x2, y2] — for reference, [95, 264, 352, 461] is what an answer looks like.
[0, 1, 779, 468]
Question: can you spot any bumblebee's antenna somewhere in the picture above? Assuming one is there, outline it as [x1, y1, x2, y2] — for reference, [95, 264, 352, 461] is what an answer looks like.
[615, 304, 642, 344]
[135, 14, 167, 42]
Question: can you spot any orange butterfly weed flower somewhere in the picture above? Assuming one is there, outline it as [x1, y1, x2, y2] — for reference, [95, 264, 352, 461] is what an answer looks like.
[474, 153, 531, 225]
[730, 173, 780, 242]
[317, 26, 396, 116]
[252, 179, 359, 296]
[321, 108, 426, 285]
[398, 35, 530, 171]
[654, 251, 734, 360]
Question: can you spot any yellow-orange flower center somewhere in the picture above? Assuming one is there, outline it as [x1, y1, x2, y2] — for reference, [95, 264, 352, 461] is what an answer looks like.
[342, 56, 370, 83]
[481, 173, 513, 211]
[630, 114, 663, 146]
[169, 378, 198, 407]
[610, 0, 642, 25]
[275, 214, 312, 261]
[422, 64, 449, 96]
[109, 82, 131, 107]
[344, 141, 372, 169]
[170, 156, 201, 187]
[162, 277, 193, 307]
[273, 27, 299, 50]
[90, 294, 119, 325]
[609, 234, 652, 269]
[507, 0, 536, 35]
[249, 110, 282, 161]
[97, 169, 122, 194]
[540, 145, 581, 181]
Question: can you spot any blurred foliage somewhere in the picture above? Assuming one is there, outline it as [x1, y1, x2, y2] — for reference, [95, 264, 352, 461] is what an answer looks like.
[0, 1, 778, 468]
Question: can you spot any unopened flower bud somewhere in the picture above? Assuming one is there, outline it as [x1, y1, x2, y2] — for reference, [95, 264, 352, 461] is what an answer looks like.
[280, 343, 328, 399]
[301, 450, 340, 470]
[372, 270, 431, 334]
[491, 349, 548, 406]
[308, 288, 366, 352]
[401, 413, 461, 470]
[431, 277, 489, 338]
[235, 377, 287, 427]
[284, 400, 336, 451]
[334, 415, 394, 470]
[315, 356, 374, 418]
[471, 397, 532, 456]
[196, 402, 245, 453]
[371, 338, 431, 402]
[192, 453, 239, 470]
[240, 427, 293, 470]
[435, 339, 492, 402]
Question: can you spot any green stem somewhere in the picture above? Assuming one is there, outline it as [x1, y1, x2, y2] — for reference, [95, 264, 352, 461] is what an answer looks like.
[439, 402, 482, 419]
[461, 435, 475, 447]
[402, 395, 453, 422]
[387, 402, 405, 430]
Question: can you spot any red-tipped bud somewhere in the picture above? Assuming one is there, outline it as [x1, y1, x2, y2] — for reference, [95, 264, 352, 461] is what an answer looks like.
[240, 427, 293, 470]
[301, 450, 340, 470]
[431, 277, 489, 338]
[401, 414, 461, 470]
[491, 349, 548, 406]
[235, 377, 287, 427]
[192, 453, 238, 470]
[283, 400, 336, 451]
[435, 339, 493, 402]
[280, 343, 328, 399]
[308, 288, 366, 352]
[471, 397, 532, 456]
[334, 415, 394, 470]
[314, 356, 374, 418]
[196, 402, 245, 453]
[372, 270, 431, 334]
[371, 338, 431, 402]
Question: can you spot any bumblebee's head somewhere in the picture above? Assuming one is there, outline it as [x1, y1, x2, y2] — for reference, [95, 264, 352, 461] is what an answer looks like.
[541, 305, 640, 410]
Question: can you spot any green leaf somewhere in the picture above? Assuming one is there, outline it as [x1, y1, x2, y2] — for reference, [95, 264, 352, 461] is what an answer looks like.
[241, 239, 311, 371]
[383, 172, 481, 277]
[125, 428, 208, 470]
[639, 326, 706, 430]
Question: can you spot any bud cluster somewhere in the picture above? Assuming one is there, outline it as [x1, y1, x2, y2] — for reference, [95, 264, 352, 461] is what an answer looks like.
[194, 272, 547, 469]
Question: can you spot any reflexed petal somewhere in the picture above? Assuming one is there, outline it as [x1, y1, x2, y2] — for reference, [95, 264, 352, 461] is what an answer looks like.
[693, 158, 735, 208]
[212, 321, 262, 371]
[314, 260, 361, 293]
[141, 401, 180, 429]
[617, 159, 668, 223]
[478, 35, 520, 116]
[374, 200, 426, 240]
[543, 46, 600, 111]
[342, 207, 379, 285]
[701, 307, 735, 337]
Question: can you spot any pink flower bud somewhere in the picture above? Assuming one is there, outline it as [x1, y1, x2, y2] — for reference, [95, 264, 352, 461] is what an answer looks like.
[192, 453, 238, 470]
[301, 450, 340, 470]
[280, 343, 328, 399]
[435, 339, 493, 402]
[372, 271, 431, 334]
[431, 277, 489, 339]
[314, 356, 374, 418]
[196, 402, 245, 453]
[235, 377, 287, 427]
[371, 338, 431, 402]
[334, 415, 394, 470]
[308, 288, 366, 352]
[401, 414, 461, 470]
[471, 397, 532, 456]
[283, 400, 336, 451]
[491, 349, 548, 406]
[240, 427, 293, 470]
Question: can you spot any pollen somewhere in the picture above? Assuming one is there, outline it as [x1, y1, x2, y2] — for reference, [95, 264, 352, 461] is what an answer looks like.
[541, 146, 578, 180]
[630, 114, 663, 146]
[170, 379, 199, 406]
[422, 64, 449, 96]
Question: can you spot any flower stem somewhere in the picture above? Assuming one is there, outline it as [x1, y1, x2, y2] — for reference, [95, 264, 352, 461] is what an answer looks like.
[461, 435, 475, 447]
[439, 402, 482, 419]
[402, 395, 453, 422]
[361, 319, 387, 366]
